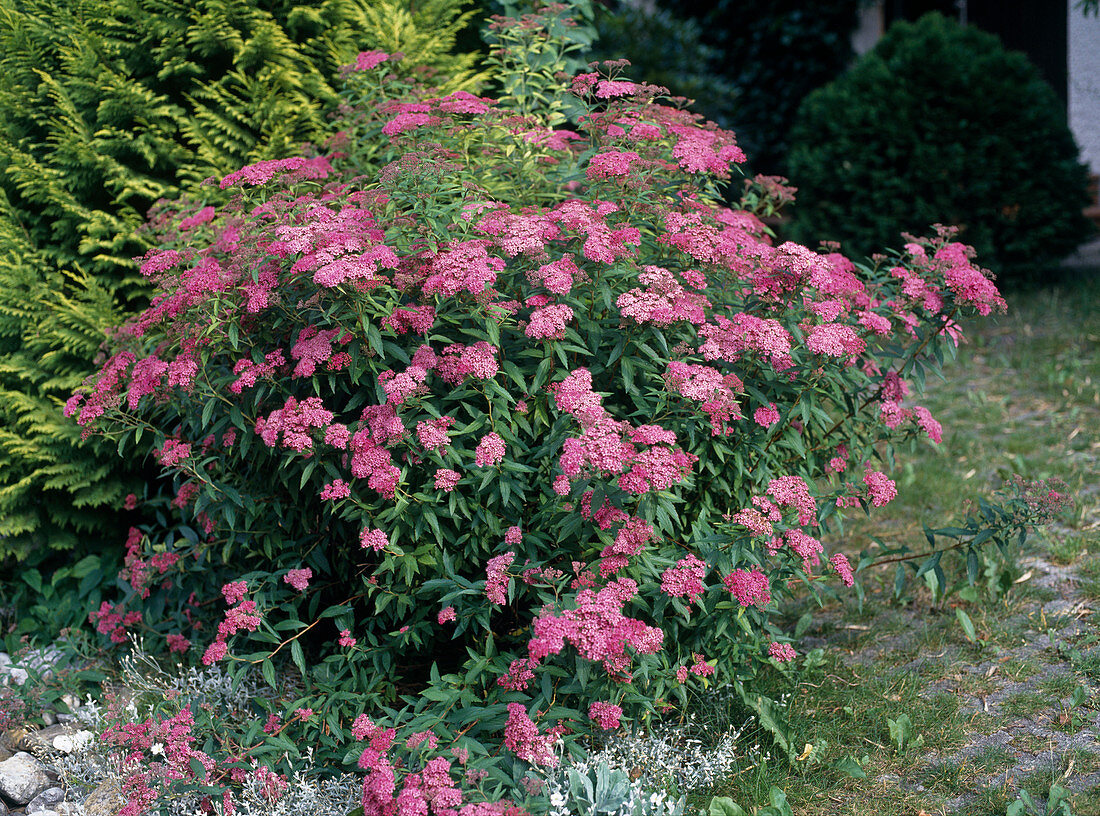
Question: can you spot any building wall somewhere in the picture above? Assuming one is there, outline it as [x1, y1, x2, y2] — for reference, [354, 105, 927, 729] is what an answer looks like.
[1069, 5, 1100, 176]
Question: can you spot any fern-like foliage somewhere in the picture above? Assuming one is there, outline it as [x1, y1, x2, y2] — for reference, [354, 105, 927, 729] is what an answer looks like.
[0, 0, 486, 565]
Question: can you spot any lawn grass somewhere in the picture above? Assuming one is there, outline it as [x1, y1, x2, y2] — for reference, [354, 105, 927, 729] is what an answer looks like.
[692, 271, 1100, 815]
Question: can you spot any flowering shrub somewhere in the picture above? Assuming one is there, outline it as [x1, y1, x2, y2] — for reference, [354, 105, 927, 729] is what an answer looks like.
[66, 5, 1057, 814]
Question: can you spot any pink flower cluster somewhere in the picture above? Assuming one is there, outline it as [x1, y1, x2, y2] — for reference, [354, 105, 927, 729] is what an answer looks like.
[90, 602, 143, 645]
[485, 553, 515, 605]
[722, 568, 771, 607]
[617, 265, 708, 327]
[552, 368, 696, 495]
[660, 554, 707, 604]
[475, 432, 507, 467]
[527, 577, 663, 677]
[588, 701, 623, 730]
[256, 396, 334, 452]
[422, 240, 505, 298]
[663, 361, 743, 436]
[283, 568, 312, 592]
[863, 470, 898, 507]
[504, 703, 559, 767]
[526, 303, 575, 340]
[586, 150, 641, 180]
[698, 313, 794, 372]
[220, 156, 331, 189]
[202, 587, 262, 666]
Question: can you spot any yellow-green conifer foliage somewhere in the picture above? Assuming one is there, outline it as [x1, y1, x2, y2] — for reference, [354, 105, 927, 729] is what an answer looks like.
[0, 0, 485, 562]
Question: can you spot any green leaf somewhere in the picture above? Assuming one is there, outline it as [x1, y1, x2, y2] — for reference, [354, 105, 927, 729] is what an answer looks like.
[261, 659, 277, 690]
[767, 787, 792, 816]
[708, 797, 748, 816]
[832, 755, 866, 779]
[956, 608, 977, 643]
[735, 683, 791, 758]
[291, 640, 308, 679]
[22, 569, 42, 594]
[887, 713, 915, 752]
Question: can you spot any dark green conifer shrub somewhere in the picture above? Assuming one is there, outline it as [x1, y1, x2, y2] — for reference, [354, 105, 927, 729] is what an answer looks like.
[0, 0, 485, 563]
[786, 12, 1095, 282]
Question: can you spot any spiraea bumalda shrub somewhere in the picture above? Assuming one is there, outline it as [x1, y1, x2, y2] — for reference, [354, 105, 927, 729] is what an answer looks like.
[786, 12, 1095, 284]
[0, 0, 486, 564]
[66, 6, 1066, 815]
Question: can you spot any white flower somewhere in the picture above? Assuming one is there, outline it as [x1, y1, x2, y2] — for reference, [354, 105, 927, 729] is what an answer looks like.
[150, 742, 165, 756]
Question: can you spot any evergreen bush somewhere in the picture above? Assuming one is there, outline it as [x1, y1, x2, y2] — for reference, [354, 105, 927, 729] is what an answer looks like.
[0, 0, 485, 563]
[61, 6, 1066, 814]
[786, 12, 1095, 284]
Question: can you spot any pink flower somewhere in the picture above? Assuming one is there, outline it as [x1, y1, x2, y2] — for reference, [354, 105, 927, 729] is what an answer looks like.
[166, 634, 190, 654]
[588, 701, 623, 730]
[434, 468, 461, 492]
[676, 666, 689, 683]
[360, 528, 390, 552]
[503, 703, 558, 767]
[769, 642, 796, 663]
[355, 50, 391, 71]
[202, 640, 228, 666]
[416, 416, 455, 451]
[283, 568, 313, 592]
[766, 475, 818, 527]
[156, 439, 191, 467]
[722, 568, 771, 607]
[474, 432, 506, 467]
[221, 581, 248, 605]
[863, 470, 898, 507]
[914, 406, 943, 444]
[595, 80, 636, 99]
[321, 479, 351, 500]
[295, 708, 313, 721]
[526, 303, 575, 340]
[339, 629, 357, 647]
[753, 403, 780, 428]
[552, 475, 571, 496]
[690, 653, 715, 676]
[504, 526, 522, 545]
[437, 606, 456, 624]
[829, 553, 855, 587]
[806, 323, 866, 362]
[660, 554, 707, 603]
[587, 150, 641, 179]
[382, 111, 439, 136]
[485, 553, 515, 605]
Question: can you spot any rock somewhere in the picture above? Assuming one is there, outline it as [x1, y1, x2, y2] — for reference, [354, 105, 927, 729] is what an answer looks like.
[0, 751, 52, 805]
[82, 779, 124, 816]
[17, 724, 81, 755]
[0, 747, 9, 763]
[0, 794, 8, 815]
[26, 786, 65, 813]
[51, 730, 95, 756]
[59, 695, 81, 711]
[39, 711, 56, 727]
[0, 654, 9, 670]
[2, 668, 28, 687]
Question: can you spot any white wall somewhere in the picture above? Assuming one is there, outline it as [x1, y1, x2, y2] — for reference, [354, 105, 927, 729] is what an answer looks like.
[1069, 3, 1100, 175]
